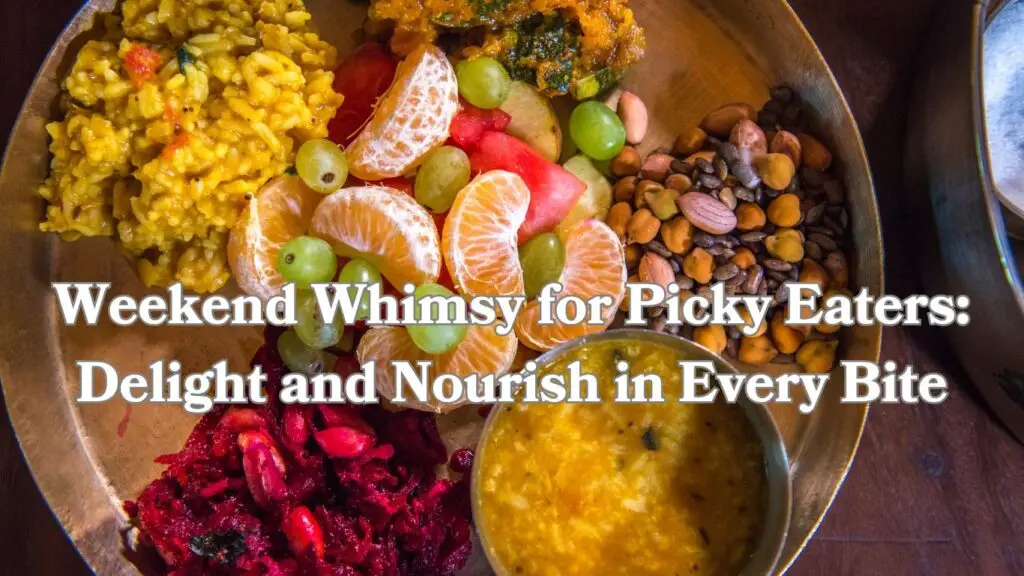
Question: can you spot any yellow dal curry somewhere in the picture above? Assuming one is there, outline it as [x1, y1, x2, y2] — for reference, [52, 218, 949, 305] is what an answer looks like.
[477, 340, 767, 576]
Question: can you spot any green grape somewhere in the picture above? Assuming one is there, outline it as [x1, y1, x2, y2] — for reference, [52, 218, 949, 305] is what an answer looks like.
[296, 138, 348, 194]
[294, 290, 343, 349]
[415, 146, 471, 213]
[519, 232, 566, 299]
[277, 236, 338, 288]
[569, 101, 626, 161]
[277, 329, 329, 375]
[337, 259, 382, 320]
[456, 57, 511, 109]
[407, 283, 468, 354]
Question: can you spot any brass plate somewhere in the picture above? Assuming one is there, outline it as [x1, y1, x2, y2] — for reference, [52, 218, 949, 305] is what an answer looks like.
[0, 0, 882, 574]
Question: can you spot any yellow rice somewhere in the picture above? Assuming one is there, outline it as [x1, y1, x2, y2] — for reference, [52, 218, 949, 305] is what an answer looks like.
[39, 0, 343, 292]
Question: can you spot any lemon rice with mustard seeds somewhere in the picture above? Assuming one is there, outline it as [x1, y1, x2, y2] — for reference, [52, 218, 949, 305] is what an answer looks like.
[38, 0, 343, 293]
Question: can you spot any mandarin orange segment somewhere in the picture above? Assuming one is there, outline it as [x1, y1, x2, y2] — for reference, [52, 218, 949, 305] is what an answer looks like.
[515, 219, 627, 351]
[228, 176, 323, 300]
[442, 170, 529, 298]
[310, 185, 440, 288]
[357, 321, 519, 413]
[348, 44, 460, 180]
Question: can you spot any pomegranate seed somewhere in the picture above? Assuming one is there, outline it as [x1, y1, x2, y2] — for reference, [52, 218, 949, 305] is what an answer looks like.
[449, 448, 474, 474]
[282, 406, 310, 449]
[318, 405, 372, 433]
[315, 426, 374, 459]
[218, 407, 269, 431]
[242, 443, 288, 508]
[237, 430, 287, 475]
[281, 506, 325, 560]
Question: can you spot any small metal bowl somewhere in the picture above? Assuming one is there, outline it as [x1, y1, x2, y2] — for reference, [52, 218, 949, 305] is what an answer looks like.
[471, 329, 792, 576]
[906, 0, 1024, 442]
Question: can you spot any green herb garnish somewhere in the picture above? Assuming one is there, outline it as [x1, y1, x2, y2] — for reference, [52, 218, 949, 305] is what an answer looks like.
[177, 46, 196, 74]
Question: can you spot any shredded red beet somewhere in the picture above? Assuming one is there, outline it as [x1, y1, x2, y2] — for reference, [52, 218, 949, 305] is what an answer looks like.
[125, 327, 472, 575]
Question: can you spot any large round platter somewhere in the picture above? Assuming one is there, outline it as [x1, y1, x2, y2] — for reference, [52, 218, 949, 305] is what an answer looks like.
[0, 0, 882, 574]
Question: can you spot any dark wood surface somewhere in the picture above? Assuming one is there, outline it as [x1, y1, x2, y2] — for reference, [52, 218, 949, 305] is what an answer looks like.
[2, 0, 1023, 575]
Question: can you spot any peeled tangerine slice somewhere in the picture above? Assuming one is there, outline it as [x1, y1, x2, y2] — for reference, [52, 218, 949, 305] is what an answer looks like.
[310, 185, 440, 289]
[228, 176, 324, 300]
[515, 219, 627, 351]
[357, 321, 518, 413]
[347, 43, 460, 180]
[442, 170, 530, 298]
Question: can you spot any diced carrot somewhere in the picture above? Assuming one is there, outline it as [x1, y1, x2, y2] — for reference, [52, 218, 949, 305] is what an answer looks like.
[124, 44, 163, 87]
[161, 132, 190, 160]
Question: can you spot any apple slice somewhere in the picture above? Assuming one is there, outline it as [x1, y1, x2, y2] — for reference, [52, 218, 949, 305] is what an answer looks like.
[555, 155, 613, 235]
[499, 81, 562, 163]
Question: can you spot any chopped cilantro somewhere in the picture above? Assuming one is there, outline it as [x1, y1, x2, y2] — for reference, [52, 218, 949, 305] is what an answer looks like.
[176, 46, 196, 74]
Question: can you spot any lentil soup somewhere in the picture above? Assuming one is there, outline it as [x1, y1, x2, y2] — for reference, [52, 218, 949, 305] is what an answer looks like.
[476, 338, 768, 576]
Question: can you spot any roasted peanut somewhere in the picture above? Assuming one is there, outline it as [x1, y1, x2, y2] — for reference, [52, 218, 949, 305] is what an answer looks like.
[735, 203, 767, 231]
[767, 193, 802, 227]
[799, 258, 830, 292]
[738, 335, 779, 365]
[683, 247, 714, 284]
[607, 202, 633, 240]
[816, 318, 841, 335]
[646, 187, 681, 220]
[729, 118, 768, 155]
[823, 251, 849, 289]
[627, 208, 661, 244]
[641, 153, 674, 182]
[612, 147, 642, 177]
[661, 217, 694, 254]
[701, 103, 758, 137]
[770, 130, 803, 167]
[797, 133, 833, 171]
[634, 179, 662, 209]
[683, 150, 716, 166]
[732, 247, 757, 269]
[694, 325, 727, 354]
[665, 173, 693, 192]
[817, 288, 853, 334]
[618, 91, 649, 145]
[796, 339, 839, 373]
[753, 153, 797, 190]
[624, 244, 643, 269]
[770, 311, 805, 354]
[739, 305, 768, 337]
[614, 176, 638, 203]
[765, 228, 805, 263]
[674, 126, 708, 156]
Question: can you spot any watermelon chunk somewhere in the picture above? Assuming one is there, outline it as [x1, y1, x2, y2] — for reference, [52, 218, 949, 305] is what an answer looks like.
[449, 103, 512, 149]
[328, 43, 398, 147]
[469, 131, 587, 243]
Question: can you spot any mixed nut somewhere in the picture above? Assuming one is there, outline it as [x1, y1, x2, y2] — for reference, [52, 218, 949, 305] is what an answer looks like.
[605, 87, 852, 373]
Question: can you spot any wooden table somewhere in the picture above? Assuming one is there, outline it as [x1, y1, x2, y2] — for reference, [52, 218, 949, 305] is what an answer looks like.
[2, 0, 1023, 574]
